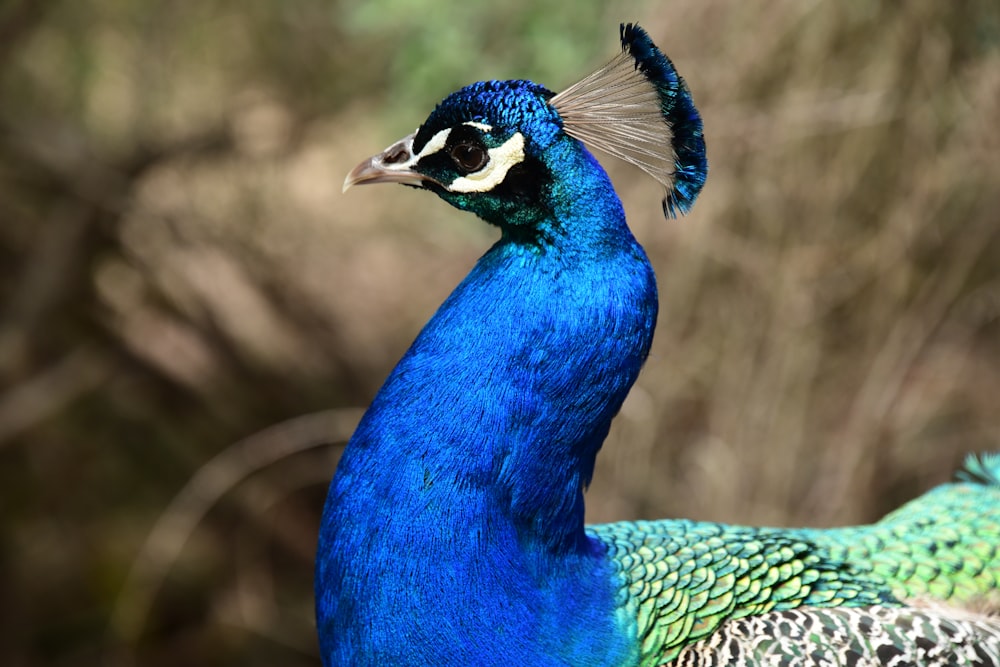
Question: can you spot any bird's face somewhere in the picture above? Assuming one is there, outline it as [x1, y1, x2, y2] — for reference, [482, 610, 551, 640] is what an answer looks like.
[344, 23, 708, 225]
[344, 80, 569, 227]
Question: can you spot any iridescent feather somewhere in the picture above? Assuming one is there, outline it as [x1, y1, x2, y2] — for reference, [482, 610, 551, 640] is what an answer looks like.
[593, 454, 1000, 665]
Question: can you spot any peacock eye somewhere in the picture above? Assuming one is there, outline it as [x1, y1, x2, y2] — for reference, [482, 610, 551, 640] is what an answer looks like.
[450, 143, 488, 172]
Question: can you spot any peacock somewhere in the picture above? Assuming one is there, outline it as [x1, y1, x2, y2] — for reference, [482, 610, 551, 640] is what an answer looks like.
[316, 23, 1000, 666]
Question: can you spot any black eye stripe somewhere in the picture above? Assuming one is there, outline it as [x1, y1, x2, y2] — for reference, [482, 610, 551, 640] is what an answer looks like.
[447, 124, 483, 145]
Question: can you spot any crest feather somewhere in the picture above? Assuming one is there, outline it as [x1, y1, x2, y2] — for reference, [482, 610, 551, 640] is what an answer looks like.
[550, 23, 707, 218]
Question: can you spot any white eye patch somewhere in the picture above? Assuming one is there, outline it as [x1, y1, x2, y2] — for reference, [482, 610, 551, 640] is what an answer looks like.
[447, 132, 525, 193]
[413, 123, 526, 194]
[415, 127, 453, 160]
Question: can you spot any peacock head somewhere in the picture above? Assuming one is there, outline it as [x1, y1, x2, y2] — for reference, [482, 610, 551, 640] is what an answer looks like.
[344, 24, 708, 227]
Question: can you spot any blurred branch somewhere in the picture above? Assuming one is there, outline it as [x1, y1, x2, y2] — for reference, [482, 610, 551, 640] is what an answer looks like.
[225, 457, 338, 655]
[108, 408, 362, 651]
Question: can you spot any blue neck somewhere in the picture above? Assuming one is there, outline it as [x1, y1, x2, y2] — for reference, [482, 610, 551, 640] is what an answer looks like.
[316, 143, 655, 666]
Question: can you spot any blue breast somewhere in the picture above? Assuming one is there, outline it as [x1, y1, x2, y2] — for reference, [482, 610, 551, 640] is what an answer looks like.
[317, 141, 655, 666]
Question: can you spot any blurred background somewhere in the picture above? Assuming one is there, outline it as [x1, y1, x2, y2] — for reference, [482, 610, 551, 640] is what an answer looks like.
[2, 1, 999, 665]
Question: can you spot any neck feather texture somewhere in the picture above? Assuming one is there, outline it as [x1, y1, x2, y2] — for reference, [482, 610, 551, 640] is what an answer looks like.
[316, 144, 656, 666]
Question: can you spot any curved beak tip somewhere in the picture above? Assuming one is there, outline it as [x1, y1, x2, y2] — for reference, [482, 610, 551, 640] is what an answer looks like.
[342, 133, 430, 194]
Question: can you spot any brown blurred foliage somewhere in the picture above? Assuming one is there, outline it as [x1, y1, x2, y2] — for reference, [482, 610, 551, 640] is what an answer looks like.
[1, 1, 999, 665]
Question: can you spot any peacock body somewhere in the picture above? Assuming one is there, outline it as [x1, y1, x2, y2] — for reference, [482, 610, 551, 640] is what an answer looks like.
[316, 24, 1000, 666]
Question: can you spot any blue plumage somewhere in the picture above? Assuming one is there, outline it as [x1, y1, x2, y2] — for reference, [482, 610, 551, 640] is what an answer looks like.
[318, 84, 654, 662]
[318, 23, 1000, 667]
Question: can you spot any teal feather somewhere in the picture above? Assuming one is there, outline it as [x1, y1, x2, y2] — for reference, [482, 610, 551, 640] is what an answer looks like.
[594, 459, 1000, 664]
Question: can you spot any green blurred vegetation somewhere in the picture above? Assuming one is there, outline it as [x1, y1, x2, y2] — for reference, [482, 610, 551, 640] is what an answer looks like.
[1, 1, 999, 665]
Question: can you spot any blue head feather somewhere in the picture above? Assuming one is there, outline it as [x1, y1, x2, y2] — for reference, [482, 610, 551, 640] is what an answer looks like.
[414, 79, 560, 154]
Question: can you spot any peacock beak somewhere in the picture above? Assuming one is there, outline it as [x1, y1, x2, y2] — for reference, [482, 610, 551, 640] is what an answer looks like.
[343, 133, 437, 192]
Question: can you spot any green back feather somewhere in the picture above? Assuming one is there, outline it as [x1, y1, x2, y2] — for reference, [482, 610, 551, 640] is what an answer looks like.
[591, 457, 1000, 664]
